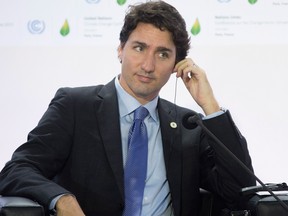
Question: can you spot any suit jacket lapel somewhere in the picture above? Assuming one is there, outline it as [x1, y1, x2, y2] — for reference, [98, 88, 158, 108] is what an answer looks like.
[158, 99, 182, 215]
[94, 79, 125, 200]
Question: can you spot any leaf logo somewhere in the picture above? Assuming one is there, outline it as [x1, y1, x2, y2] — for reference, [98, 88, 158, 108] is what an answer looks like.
[248, 0, 257, 4]
[191, 18, 201, 36]
[60, 19, 70, 37]
[117, 0, 126, 6]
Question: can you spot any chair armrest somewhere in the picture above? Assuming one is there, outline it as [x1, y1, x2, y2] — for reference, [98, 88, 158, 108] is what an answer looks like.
[0, 196, 45, 216]
[199, 189, 230, 216]
[199, 188, 214, 216]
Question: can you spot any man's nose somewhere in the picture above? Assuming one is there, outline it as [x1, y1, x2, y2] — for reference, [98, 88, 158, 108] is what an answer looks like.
[141, 52, 155, 73]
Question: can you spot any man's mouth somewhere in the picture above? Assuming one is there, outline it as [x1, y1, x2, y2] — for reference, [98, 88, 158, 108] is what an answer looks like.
[137, 74, 153, 83]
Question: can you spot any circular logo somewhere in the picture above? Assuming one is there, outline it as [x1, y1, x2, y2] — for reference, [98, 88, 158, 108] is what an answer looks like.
[27, 20, 45, 34]
[217, 0, 231, 2]
[86, 0, 101, 3]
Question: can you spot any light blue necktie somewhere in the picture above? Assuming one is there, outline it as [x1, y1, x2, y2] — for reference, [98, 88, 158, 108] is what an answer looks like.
[123, 106, 149, 216]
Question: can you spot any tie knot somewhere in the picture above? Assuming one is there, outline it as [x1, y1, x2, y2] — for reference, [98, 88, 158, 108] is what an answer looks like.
[134, 106, 149, 121]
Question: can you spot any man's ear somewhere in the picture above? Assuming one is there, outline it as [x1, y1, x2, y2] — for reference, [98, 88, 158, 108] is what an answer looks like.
[117, 44, 123, 63]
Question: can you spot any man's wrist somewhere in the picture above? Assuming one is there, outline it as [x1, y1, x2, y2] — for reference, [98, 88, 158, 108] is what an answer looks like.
[55, 195, 85, 216]
[49, 193, 71, 215]
[202, 101, 221, 116]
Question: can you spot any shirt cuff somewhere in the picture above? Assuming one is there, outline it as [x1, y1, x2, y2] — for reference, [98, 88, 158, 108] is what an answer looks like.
[203, 107, 226, 120]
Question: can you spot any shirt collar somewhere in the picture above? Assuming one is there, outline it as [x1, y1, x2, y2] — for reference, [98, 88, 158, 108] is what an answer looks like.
[114, 76, 158, 122]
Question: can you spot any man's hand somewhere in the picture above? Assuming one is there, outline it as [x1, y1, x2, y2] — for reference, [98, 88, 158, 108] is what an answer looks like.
[174, 58, 220, 115]
[56, 194, 85, 216]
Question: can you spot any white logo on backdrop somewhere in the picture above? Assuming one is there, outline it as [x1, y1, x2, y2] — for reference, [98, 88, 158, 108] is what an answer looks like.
[27, 20, 45, 34]
[86, 0, 101, 3]
[217, 0, 231, 2]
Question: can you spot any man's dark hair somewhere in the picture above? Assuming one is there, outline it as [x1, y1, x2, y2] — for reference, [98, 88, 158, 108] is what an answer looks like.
[119, 0, 190, 64]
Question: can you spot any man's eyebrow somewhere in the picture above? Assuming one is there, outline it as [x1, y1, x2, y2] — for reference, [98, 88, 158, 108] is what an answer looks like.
[156, 46, 173, 53]
[132, 41, 147, 47]
[132, 41, 173, 52]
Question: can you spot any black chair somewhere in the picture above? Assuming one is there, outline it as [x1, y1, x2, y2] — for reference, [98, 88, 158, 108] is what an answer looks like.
[3, 185, 287, 215]
[0, 189, 214, 216]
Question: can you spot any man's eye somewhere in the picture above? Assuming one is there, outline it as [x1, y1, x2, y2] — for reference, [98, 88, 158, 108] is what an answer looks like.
[159, 52, 169, 59]
[134, 46, 143, 52]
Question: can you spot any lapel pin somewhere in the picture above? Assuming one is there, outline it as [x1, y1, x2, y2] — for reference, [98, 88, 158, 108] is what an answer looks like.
[170, 122, 177, 129]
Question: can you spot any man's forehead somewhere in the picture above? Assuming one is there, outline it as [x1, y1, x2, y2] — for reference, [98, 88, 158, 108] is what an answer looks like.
[128, 23, 175, 48]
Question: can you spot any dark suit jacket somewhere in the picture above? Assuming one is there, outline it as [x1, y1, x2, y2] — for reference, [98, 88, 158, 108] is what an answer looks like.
[0, 79, 255, 216]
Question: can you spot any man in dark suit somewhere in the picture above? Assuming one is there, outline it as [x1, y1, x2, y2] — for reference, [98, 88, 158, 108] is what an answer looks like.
[0, 1, 255, 216]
